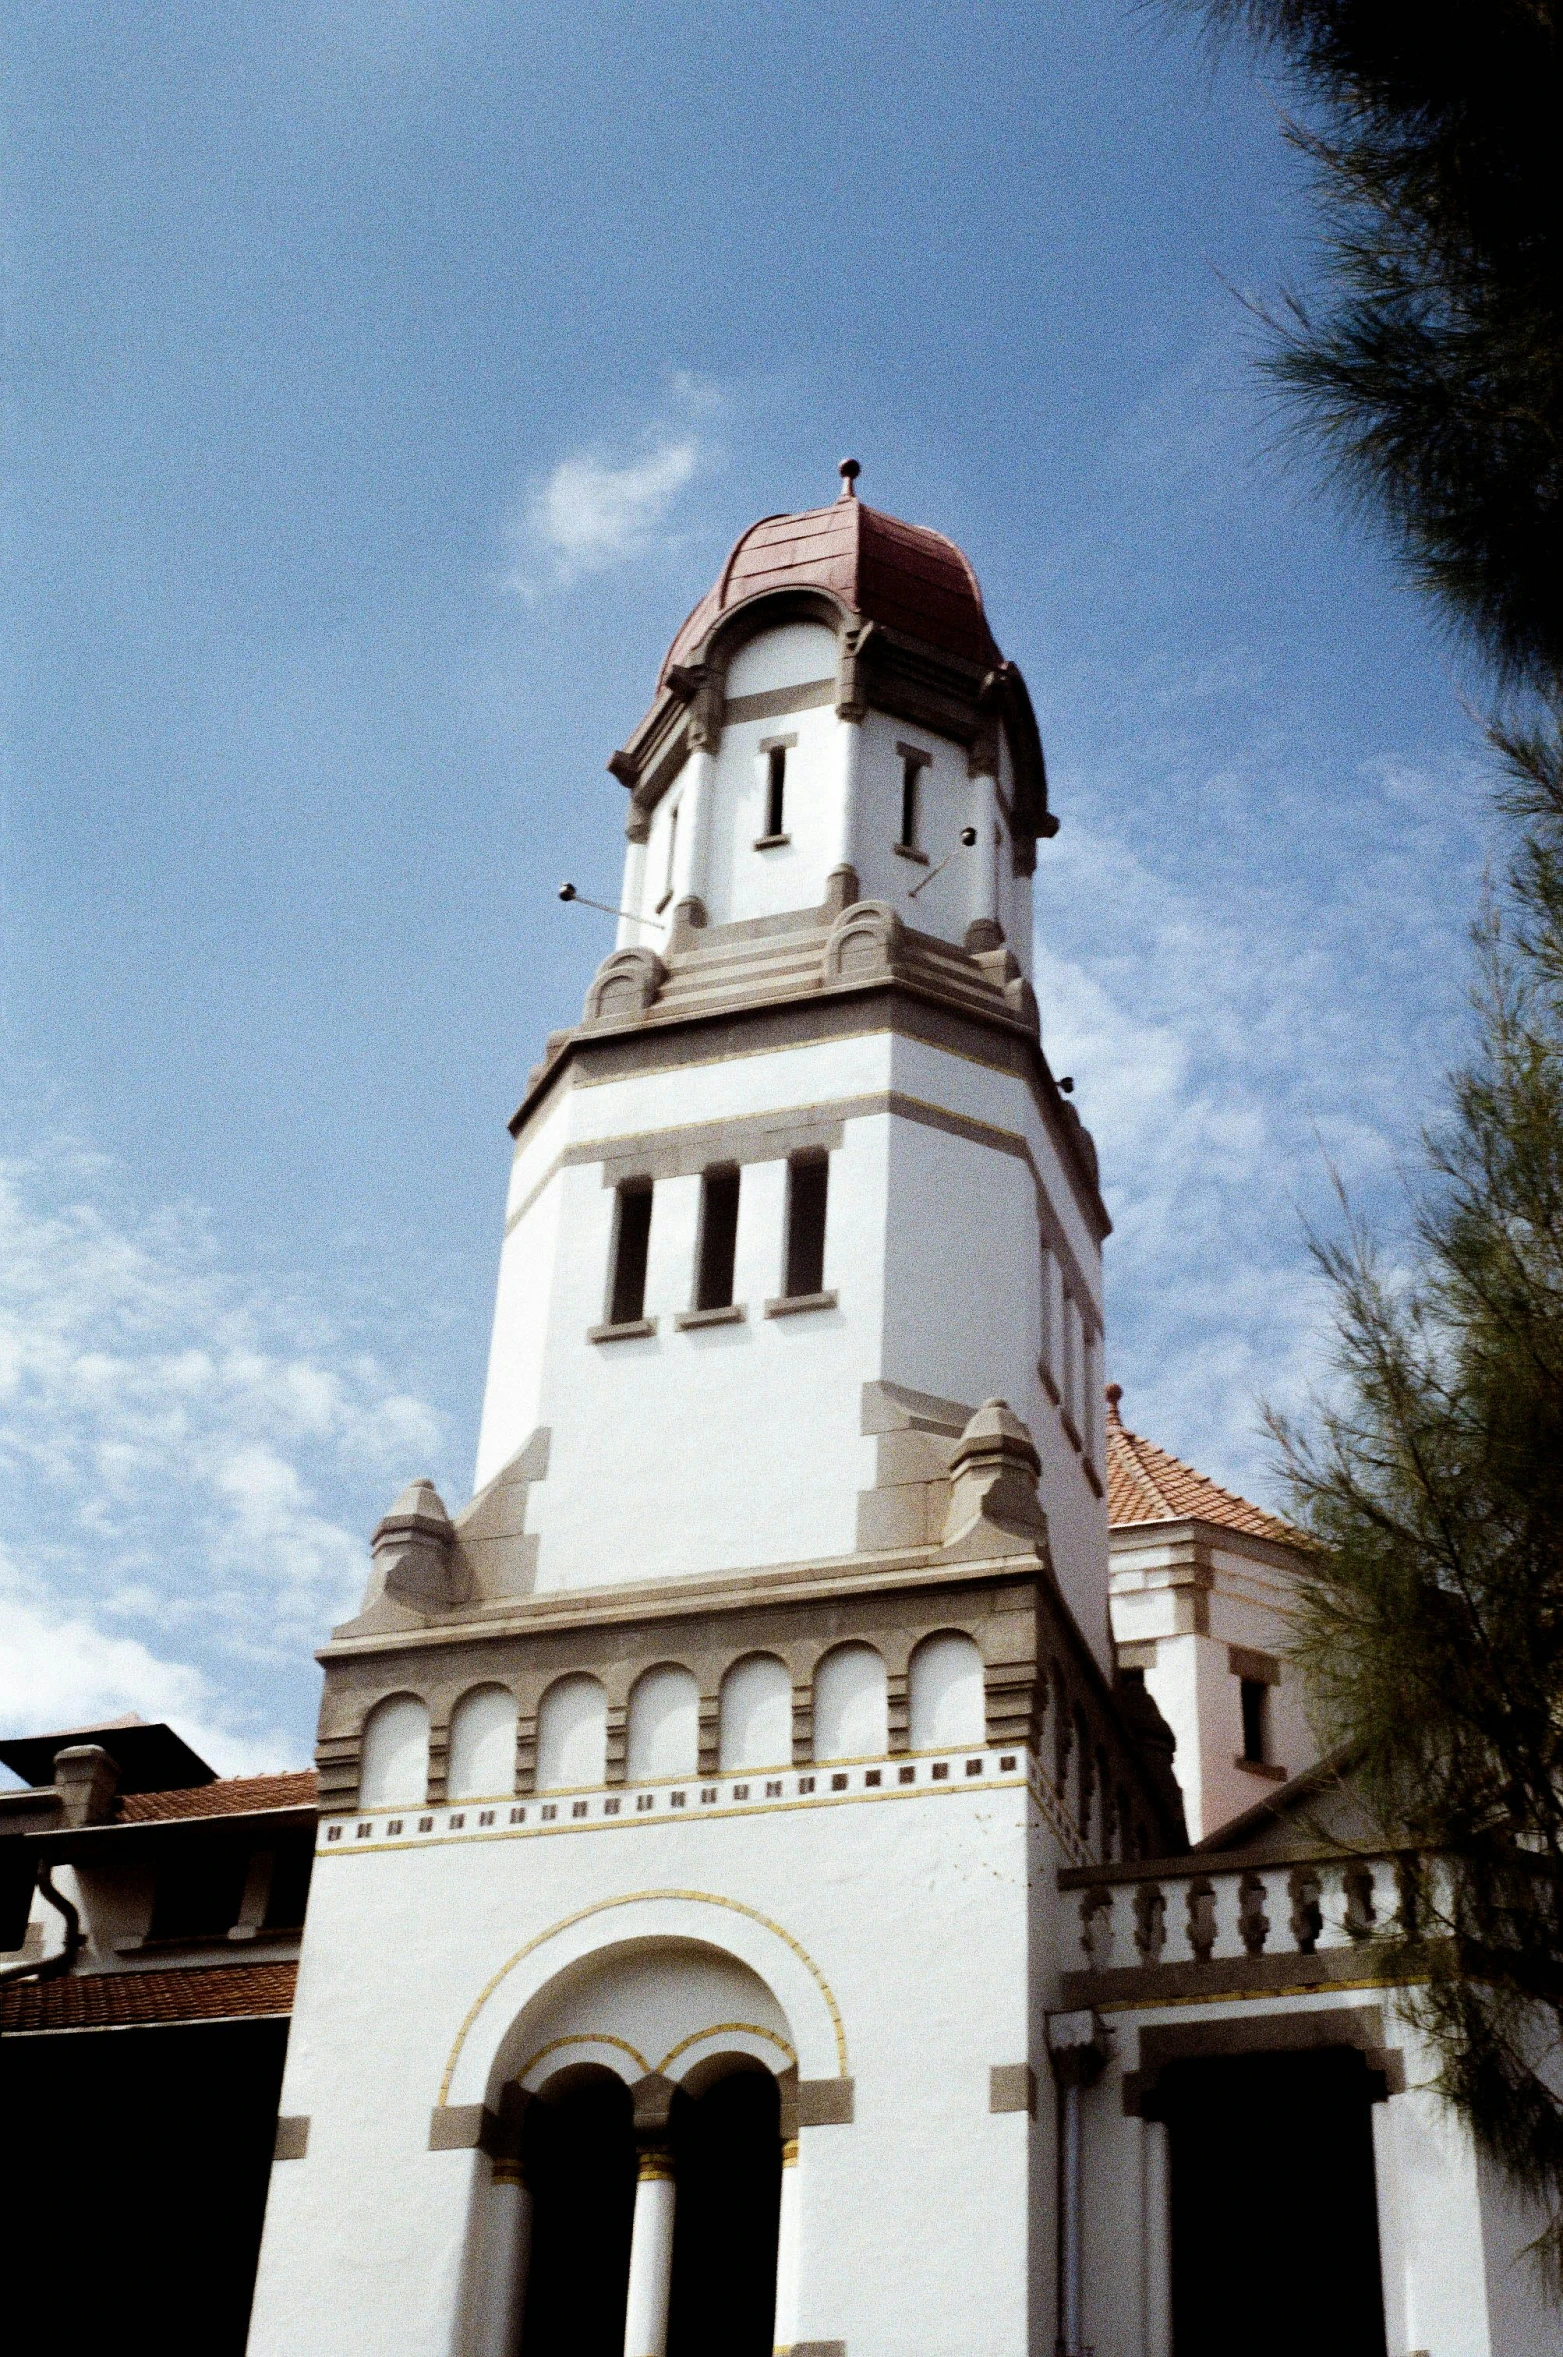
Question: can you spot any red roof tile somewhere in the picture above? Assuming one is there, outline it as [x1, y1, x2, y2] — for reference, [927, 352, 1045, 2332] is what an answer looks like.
[118, 1770, 318, 1823]
[663, 490, 1002, 681]
[0, 1959, 296, 2034]
[1105, 1387, 1299, 1548]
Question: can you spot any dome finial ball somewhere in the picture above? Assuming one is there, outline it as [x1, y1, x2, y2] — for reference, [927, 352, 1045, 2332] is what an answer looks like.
[837, 457, 861, 499]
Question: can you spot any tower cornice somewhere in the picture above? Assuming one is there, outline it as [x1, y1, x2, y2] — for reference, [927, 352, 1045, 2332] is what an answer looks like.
[513, 912, 1109, 1242]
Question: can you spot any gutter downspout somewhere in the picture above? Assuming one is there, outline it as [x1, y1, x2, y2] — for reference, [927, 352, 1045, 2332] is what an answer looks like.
[0, 1861, 83, 1988]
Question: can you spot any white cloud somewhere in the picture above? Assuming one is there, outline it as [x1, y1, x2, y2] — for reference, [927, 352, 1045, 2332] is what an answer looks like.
[529, 442, 699, 580]
[1033, 740, 1489, 1505]
[509, 377, 726, 591]
[0, 1139, 447, 1768]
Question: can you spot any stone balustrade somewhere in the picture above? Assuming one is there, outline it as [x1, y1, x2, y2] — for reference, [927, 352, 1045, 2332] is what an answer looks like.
[1058, 1849, 1429, 2005]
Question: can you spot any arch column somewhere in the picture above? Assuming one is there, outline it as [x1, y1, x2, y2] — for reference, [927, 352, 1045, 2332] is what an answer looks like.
[474, 2152, 533, 2357]
[771, 2135, 801, 2355]
[829, 715, 863, 914]
[966, 767, 1003, 951]
[1140, 2117, 1171, 2357]
[624, 2075, 679, 2357]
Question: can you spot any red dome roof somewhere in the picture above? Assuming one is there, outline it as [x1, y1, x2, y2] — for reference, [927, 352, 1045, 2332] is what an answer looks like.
[662, 489, 1003, 681]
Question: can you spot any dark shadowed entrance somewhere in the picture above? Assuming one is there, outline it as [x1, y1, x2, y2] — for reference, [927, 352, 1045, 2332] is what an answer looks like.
[1162, 2046, 1388, 2357]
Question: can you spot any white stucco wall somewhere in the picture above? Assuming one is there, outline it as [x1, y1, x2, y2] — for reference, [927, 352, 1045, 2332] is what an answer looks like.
[618, 620, 1031, 967]
[470, 1027, 1111, 1666]
[1109, 1530, 1318, 1842]
[246, 1756, 1062, 2357]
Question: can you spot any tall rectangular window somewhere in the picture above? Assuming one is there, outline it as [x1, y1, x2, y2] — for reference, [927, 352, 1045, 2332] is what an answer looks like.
[765, 745, 787, 839]
[695, 1166, 741, 1311]
[1240, 1679, 1270, 1766]
[608, 1181, 653, 1325]
[784, 1153, 829, 1298]
[899, 752, 924, 850]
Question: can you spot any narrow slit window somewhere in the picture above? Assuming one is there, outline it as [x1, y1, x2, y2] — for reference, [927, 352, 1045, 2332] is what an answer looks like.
[608, 1182, 653, 1325]
[899, 753, 924, 850]
[765, 745, 787, 839]
[658, 803, 679, 913]
[695, 1166, 741, 1311]
[1240, 1678, 1269, 1765]
[785, 1153, 829, 1298]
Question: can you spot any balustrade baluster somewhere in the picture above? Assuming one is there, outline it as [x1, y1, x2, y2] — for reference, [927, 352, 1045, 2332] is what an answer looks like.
[1288, 1866, 1323, 1954]
[1237, 1871, 1270, 1957]
[1080, 1884, 1114, 1972]
[1134, 1881, 1166, 1966]
[1343, 1860, 1376, 1940]
[1186, 1877, 1217, 1964]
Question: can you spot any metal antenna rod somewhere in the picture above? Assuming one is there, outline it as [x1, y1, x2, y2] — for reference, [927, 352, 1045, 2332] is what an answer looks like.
[907, 825, 978, 901]
[557, 882, 666, 931]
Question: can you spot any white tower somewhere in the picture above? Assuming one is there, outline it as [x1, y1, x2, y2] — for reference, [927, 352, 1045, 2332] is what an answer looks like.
[246, 467, 1181, 2357]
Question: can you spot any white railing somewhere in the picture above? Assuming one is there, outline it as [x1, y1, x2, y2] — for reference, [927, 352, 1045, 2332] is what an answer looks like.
[1062, 1851, 1429, 1981]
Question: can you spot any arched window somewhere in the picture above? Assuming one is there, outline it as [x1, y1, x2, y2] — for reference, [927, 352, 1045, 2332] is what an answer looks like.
[719, 1654, 792, 1773]
[626, 1665, 699, 1783]
[447, 1684, 518, 1800]
[666, 2066, 783, 2357]
[536, 1675, 608, 1792]
[812, 1643, 888, 1764]
[359, 1693, 429, 1808]
[521, 2073, 636, 2357]
[907, 1631, 985, 1752]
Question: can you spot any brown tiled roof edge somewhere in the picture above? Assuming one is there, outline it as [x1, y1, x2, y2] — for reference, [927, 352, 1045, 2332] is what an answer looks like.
[1104, 1389, 1300, 1550]
[118, 1770, 319, 1823]
[0, 1959, 297, 2035]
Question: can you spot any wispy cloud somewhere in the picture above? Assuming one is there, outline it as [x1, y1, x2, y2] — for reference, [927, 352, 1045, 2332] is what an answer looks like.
[1035, 734, 1488, 1502]
[0, 1139, 445, 1768]
[509, 374, 725, 592]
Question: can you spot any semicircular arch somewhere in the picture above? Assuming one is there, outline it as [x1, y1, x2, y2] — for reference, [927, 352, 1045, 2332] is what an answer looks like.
[437, 1891, 846, 2111]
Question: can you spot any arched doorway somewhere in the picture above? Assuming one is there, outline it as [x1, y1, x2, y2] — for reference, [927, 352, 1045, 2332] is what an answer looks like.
[519, 2070, 636, 2357]
[666, 2066, 784, 2357]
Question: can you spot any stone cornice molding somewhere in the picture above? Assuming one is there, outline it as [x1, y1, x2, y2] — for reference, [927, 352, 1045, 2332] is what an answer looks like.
[509, 933, 1108, 1243]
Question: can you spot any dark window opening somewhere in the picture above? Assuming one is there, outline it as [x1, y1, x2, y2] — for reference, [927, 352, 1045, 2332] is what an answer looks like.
[695, 1167, 741, 1310]
[666, 2069, 783, 2357]
[1240, 1678, 1269, 1765]
[899, 754, 924, 850]
[263, 1842, 314, 1931]
[1163, 2048, 1387, 2357]
[150, 1846, 251, 1943]
[521, 2074, 637, 2357]
[765, 746, 787, 838]
[608, 1183, 653, 1325]
[0, 2016, 289, 2355]
[659, 804, 679, 912]
[784, 1154, 829, 1297]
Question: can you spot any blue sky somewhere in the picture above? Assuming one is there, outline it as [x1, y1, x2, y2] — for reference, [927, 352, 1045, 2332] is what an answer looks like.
[1, 2, 1494, 1767]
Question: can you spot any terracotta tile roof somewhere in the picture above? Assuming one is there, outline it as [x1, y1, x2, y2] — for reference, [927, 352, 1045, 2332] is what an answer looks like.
[663, 489, 1002, 681]
[1105, 1387, 1299, 1548]
[0, 1959, 296, 2035]
[117, 1770, 318, 1823]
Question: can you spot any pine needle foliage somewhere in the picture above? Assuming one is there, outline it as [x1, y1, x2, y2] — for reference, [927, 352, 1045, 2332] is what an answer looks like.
[1174, 1, 1562, 689]
[1269, 720, 1563, 2269]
